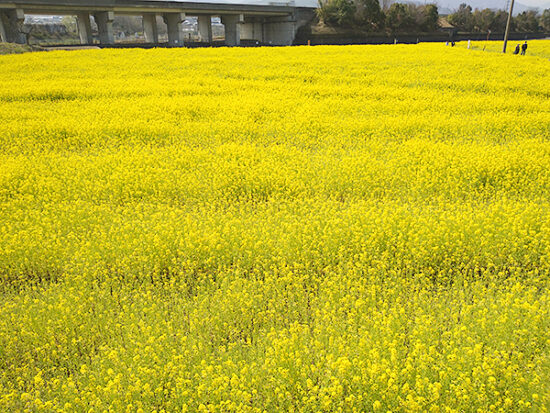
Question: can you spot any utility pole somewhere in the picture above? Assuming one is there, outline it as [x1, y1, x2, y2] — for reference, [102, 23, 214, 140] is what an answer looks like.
[503, 0, 515, 53]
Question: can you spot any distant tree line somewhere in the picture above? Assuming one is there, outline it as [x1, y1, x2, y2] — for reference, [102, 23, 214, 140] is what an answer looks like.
[317, 0, 438, 32]
[448, 4, 550, 32]
[317, 0, 550, 33]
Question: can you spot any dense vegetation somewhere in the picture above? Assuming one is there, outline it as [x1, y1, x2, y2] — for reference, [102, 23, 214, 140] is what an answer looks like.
[1, 42, 550, 412]
[317, 0, 438, 32]
[448, 3, 550, 33]
[317, 0, 550, 33]
[0, 43, 38, 55]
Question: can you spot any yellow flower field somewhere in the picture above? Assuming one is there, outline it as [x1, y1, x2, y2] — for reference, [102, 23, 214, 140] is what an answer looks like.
[460, 38, 550, 59]
[1, 42, 550, 412]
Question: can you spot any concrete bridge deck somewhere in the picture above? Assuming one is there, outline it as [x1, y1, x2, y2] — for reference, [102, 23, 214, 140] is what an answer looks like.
[0, 0, 314, 46]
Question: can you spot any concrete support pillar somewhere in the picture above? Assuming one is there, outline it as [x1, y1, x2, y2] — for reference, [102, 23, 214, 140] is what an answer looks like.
[241, 21, 263, 42]
[263, 16, 296, 46]
[143, 13, 158, 43]
[163, 12, 185, 46]
[197, 15, 212, 43]
[221, 14, 242, 46]
[0, 13, 7, 43]
[94, 11, 114, 45]
[10, 9, 26, 44]
[76, 12, 93, 44]
[0, 9, 26, 44]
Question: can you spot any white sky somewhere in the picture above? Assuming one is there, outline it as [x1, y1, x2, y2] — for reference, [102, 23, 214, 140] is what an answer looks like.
[519, 0, 549, 6]
[161, 0, 547, 9]
[152, 0, 318, 6]
[438, 0, 549, 10]
[86, 0, 549, 9]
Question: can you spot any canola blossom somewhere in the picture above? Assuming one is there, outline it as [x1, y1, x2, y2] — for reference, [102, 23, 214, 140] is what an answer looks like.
[461, 38, 550, 60]
[1, 42, 550, 412]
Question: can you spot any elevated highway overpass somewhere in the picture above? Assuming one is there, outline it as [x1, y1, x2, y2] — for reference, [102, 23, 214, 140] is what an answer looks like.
[0, 0, 315, 46]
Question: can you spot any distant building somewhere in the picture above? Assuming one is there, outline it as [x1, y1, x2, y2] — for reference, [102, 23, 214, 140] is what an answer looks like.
[437, 17, 456, 37]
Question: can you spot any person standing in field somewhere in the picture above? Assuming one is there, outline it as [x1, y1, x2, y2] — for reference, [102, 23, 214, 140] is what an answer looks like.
[513, 44, 520, 55]
[521, 41, 528, 55]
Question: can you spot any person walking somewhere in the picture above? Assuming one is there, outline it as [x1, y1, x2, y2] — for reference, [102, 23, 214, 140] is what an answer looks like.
[521, 41, 528, 55]
[513, 44, 520, 55]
